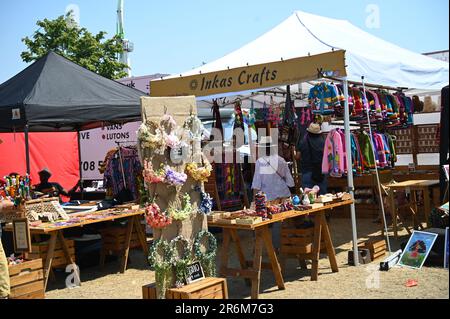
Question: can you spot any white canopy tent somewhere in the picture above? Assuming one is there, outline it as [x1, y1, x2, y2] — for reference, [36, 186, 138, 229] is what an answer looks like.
[151, 11, 449, 266]
[170, 10, 448, 90]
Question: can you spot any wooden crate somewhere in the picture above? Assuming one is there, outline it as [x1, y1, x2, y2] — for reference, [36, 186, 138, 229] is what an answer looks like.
[142, 282, 166, 299]
[0, 205, 25, 223]
[8, 259, 45, 299]
[281, 227, 314, 255]
[100, 224, 145, 251]
[143, 278, 228, 299]
[25, 239, 75, 268]
[361, 238, 386, 261]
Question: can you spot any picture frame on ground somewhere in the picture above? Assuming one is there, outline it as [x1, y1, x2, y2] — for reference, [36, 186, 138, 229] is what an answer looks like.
[445, 227, 449, 269]
[398, 230, 438, 269]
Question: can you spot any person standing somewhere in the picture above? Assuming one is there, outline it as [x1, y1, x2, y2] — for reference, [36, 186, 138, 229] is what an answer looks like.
[0, 238, 10, 299]
[252, 136, 295, 201]
[252, 135, 295, 250]
[297, 123, 327, 194]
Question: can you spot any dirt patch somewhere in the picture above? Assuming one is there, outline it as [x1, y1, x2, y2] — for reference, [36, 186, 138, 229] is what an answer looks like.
[45, 218, 449, 299]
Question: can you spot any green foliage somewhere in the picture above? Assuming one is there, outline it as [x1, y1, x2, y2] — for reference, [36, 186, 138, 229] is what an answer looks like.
[21, 12, 128, 79]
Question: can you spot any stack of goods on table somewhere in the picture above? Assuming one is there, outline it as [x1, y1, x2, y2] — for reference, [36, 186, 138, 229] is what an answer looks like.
[0, 174, 32, 222]
[208, 189, 352, 225]
[26, 203, 141, 229]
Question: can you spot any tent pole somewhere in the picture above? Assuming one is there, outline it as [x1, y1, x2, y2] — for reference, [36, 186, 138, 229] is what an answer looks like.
[24, 124, 30, 175]
[342, 77, 359, 266]
[77, 130, 84, 200]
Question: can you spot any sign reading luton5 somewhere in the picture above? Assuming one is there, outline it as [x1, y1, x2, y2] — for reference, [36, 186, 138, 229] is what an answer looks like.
[150, 50, 347, 97]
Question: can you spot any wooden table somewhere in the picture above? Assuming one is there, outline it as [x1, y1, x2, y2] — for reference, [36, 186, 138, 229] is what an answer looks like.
[4, 209, 148, 291]
[385, 180, 440, 238]
[208, 200, 353, 299]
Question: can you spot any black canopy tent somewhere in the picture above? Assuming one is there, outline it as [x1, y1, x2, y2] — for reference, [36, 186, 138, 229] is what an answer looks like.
[0, 51, 144, 180]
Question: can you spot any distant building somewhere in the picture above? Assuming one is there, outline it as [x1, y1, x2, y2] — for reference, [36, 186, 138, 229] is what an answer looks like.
[117, 73, 169, 95]
[423, 50, 449, 63]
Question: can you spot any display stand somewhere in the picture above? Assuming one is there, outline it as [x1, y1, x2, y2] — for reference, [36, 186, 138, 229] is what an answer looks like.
[140, 96, 207, 242]
[140, 96, 223, 298]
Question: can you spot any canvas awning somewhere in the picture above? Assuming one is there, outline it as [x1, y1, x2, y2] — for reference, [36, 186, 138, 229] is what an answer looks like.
[150, 50, 346, 97]
[150, 10, 449, 97]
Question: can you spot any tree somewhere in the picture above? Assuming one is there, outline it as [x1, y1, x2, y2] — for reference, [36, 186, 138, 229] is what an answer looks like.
[21, 12, 128, 79]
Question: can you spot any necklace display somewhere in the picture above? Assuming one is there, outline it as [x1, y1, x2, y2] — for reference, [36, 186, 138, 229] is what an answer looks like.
[148, 239, 174, 299]
[141, 109, 217, 297]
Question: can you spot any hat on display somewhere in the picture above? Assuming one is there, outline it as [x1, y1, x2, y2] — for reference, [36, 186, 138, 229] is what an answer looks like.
[38, 167, 52, 178]
[306, 123, 322, 134]
[423, 96, 434, 113]
[412, 95, 423, 113]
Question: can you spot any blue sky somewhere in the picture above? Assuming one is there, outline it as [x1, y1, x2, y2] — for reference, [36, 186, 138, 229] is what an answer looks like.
[0, 0, 448, 83]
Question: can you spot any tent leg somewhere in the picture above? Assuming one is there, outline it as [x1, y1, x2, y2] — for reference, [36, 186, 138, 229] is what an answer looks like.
[77, 130, 84, 200]
[25, 124, 30, 175]
[342, 78, 359, 266]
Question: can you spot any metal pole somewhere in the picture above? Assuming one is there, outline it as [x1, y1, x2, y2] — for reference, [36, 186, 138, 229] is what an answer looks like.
[342, 78, 359, 266]
[77, 130, 84, 199]
[24, 124, 30, 175]
[360, 76, 392, 254]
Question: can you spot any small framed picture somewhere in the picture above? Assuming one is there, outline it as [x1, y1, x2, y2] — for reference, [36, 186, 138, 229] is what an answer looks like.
[445, 227, 449, 269]
[397, 230, 438, 269]
[12, 218, 31, 253]
[443, 164, 449, 182]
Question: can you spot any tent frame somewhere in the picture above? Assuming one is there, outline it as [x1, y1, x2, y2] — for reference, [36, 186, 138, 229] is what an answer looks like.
[156, 69, 362, 265]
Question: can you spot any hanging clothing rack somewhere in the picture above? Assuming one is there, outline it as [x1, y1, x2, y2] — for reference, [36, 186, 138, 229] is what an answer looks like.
[322, 76, 408, 92]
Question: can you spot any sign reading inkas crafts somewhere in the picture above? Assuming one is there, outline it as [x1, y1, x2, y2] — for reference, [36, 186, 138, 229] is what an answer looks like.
[150, 50, 347, 97]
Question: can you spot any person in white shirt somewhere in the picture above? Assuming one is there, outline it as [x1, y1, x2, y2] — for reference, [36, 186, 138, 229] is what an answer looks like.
[252, 136, 295, 200]
[252, 135, 295, 249]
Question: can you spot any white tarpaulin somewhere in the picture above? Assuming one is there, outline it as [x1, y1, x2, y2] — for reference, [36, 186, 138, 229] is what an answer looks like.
[165, 11, 448, 90]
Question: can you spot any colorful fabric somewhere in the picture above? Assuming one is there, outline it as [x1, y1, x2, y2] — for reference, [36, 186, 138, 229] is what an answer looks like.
[103, 146, 142, 200]
[373, 133, 387, 168]
[357, 131, 376, 170]
[350, 133, 364, 175]
[215, 163, 241, 201]
[322, 129, 345, 177]
[386, 133, 397, 166]
[308, 83, 339, 115]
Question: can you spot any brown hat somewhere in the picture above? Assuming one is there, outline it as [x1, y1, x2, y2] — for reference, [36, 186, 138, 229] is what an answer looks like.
[38, 167, 52, 178]
[307, 123, 322, 134]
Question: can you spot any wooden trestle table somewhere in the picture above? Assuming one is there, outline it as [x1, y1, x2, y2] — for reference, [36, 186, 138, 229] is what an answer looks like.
[4, 209, 148, 291]
[208, 199, 354, 299]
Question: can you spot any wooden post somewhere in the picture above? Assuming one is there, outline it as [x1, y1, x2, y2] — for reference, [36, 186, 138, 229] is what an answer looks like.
[251, 231, 263, 299]
[43, 232, 58, 291]
[311, 213, 323, 281]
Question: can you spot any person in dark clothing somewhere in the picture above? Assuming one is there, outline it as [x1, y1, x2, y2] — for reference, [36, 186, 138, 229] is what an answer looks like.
[33, 168, 69, 197]
[296, 123, 327, 194]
